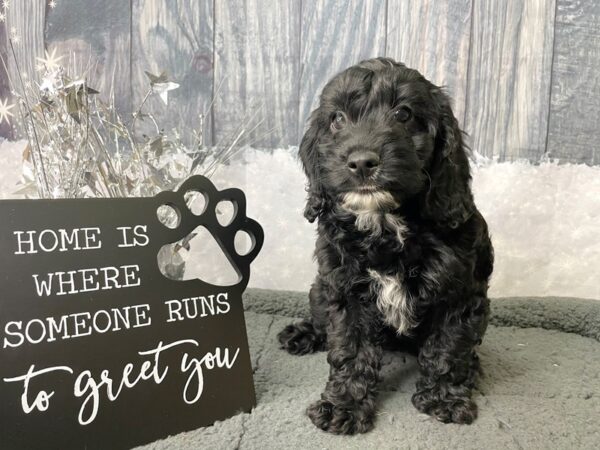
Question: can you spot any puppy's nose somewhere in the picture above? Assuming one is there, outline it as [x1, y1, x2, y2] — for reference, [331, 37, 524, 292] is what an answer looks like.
[347, 151, 380, 178]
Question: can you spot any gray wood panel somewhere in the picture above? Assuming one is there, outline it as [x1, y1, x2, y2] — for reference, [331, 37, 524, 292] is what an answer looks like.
[0, 19, 15, 139]
[45, 0, 132, 115]
[2, 0, 46, 120]
[298, 0, 387, 138]
[2, 0, 600, 165]
[547, 0, 600, 165]
[131, 0, 214, 146]
[213, 0, 300, 148]
[386, 0, 472, 125]
[465, 0, 556, 161]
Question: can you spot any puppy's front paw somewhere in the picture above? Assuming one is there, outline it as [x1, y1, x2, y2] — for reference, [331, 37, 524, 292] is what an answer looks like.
[307, 399, 374, 435]
[412, 389, 477, 424]
[278, 321, 325, 355]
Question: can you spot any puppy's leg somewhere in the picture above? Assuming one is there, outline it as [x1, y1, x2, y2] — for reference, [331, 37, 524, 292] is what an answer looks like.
[411, 295, 489, 424]
[307, 300, 382, 434]
[278, 281, 327, 355]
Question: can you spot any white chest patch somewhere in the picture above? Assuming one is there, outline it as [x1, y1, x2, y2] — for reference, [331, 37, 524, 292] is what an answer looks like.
[341, 191, 408, 245]
[368, 269, 418, 335]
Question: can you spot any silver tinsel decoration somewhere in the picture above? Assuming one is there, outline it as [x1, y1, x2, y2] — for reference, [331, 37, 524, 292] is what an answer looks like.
[1, 34, 267, 278]
[8, 63, 262, 200]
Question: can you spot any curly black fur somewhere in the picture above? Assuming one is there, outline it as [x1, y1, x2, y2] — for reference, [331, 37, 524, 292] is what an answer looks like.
[278, 58, 494, 434]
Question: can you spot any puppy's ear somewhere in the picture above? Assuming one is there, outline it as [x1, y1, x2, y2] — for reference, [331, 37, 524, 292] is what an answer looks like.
[422, 91, 475, 228]
[299, 110, 327, 223]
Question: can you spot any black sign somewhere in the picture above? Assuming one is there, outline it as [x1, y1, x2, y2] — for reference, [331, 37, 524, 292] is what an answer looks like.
[0, 176, 263, 449]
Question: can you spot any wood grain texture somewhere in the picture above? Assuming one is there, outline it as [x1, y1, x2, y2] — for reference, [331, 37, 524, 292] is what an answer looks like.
[131, 0, 214, 146]
[213, 0, 300, 148]
[386, 0, 472, 125]
[3, 0, 46, 83]
[2, 0, 45, 139]
[2, 0, 599, 167]
[45, 0, 132, 115]
[0, 19, 15, 139]
[547, 0, 600, 164]
[465, 0, 556, 161]
[298, 0, 387, 139]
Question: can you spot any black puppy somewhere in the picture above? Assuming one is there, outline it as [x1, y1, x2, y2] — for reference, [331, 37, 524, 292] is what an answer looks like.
[278, 58, 493, 434]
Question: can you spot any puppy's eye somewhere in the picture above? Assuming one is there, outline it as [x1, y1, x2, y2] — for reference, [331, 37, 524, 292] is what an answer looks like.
[393, 106, 412, 123]
[331, 111, 347, 132]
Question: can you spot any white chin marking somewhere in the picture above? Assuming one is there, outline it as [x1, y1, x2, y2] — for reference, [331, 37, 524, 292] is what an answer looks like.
[368, 269, 418, 335]
[341, 191, 407, 245]
[341, 190, 399, 213]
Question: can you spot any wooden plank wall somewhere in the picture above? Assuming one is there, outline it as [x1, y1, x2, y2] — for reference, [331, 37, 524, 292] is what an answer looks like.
[1, 0, 46, 139]
[298, 0, 387, 137]
[547, 0, 600, 164]
[386, 0, 472, 124]
[465, 0, 556, 162]
[130, 0, 214, 144]
[214, 0, 300, 148]
[0, 12, 15, 139]
[44, 0, 132, 115]
[0, 0, 598, 164]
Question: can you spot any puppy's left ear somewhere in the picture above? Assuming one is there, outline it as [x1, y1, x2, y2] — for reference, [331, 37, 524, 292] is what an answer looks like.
[422, 90, 475, 228]
[299, 109, 328, 223]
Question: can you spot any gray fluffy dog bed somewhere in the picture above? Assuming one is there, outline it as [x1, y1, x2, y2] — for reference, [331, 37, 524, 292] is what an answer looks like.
[139, 289, 600, 450]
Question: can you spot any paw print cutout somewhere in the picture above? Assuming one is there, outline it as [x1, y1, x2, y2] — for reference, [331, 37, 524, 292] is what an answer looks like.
[153, 175, 264, 291]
